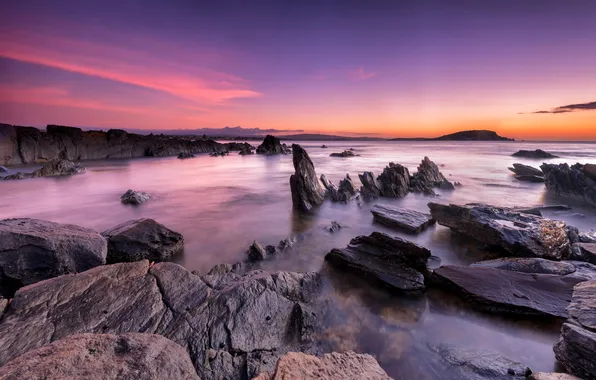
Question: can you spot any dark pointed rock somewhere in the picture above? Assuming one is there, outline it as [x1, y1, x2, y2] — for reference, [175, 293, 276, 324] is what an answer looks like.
[512, 149, 558, 159]
[410, 157, 455, 194]
[371, 204, 435, 234]
[120, 189, 151, 205]
[508, 163, 544, 177]
[359, 171, 381, 199]
[325, 232, 431, 294]
[320, 174, 340, 201]
[290, 144, 325, 212]
[337, 174, 357, 202]
[256, 135, 290, 155]
[246, 240, 267, 262]
[541, 163, 596, 207]
[377, 163, 410, 198]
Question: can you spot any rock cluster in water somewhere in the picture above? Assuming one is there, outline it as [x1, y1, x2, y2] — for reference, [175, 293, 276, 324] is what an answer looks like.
[512, 149, 559, 159]
[329, 150, 358, 157]
[541, 163, 596, 207]
[2, 159, 86, 180]
[256, 135, 290, 155]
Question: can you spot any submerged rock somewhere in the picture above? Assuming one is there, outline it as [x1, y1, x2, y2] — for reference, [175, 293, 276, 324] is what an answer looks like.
[177, 152, 195, 159]
[0, 333, 200, 380]
[430, 265, 583, 318]
[541, 163, 596, 207]
[554, 281, 596, 379]
[325, 232, 431, 294]
[428, 203, 577, 260]
[290, 144, 325, 212]
[0, 218, 107, 297]
[371, 204, 436, 234]
[254, 351, 392, 380]
[0, 260, 322, 380]
[102, 219, 184, 264]
[508, 163, 544, 177]
[256, 135, 290, 155]
[329, 150, 357, 158]
[323, 221, 343, 233]
[512, 149, 558, 159]
[410, 157, 455, 194]
[120, 189, 151, 205]
[359, 171, 381, 199]
[377, 163, 410, 198]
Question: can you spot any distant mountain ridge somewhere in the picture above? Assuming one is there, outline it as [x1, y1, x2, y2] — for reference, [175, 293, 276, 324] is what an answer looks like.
[125, 126, 304, 137]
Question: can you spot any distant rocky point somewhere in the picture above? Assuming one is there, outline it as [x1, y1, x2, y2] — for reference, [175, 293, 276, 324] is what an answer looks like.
[391, 129, 514, 141]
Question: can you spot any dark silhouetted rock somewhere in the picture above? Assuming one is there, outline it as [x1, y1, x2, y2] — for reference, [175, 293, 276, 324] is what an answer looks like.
[120, 189, 151, 205]
[570, 243, 596, 264]
[359, 171, 381, 199]
[329, 150, 357, 157]
[541, 163, 596, 207]
[321, 145, 328, 148]
[325, 232, 430, 294]
[177, 152, 195, 159]
[238, 144, 254, 155]
[508, 163, 544, 177]
[210, 151, 229, 157]
[513, 204, 571, 216]
[0, 218, 106, 297]
[290, 144, 325, 212]
[246, 240, 267, 262]
[428, 203, 576, 260]
[320, 174, 340, 201]
[256, 135, 290, 155]
[337, 174, 358, 202]
[371, 204, 436, 234]
[430, 265, 583, 317]
[102, 219, 183, 264]
[410, 157, 455, 194]
[512, 149, 558, 159]
[432, 130, 514, 141]
[377, 163, 410, 198]
[0, 333, 200, 380]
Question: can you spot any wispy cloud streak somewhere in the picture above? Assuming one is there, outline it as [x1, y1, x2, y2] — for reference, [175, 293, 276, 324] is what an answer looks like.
[525, 101, 596, 114]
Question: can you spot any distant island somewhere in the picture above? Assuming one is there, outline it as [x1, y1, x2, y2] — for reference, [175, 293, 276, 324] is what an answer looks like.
[390, 130, 514, 142]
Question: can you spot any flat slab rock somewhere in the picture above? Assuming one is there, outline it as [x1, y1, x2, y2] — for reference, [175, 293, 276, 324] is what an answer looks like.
[431, 265, 583, 318]
[102, 218, 184, 263]
[371, 204, 436, 234]
[0, 333, 199, 380]
[0, 260, 322, 380]
[252, 351, 392, 380]
[325, 232, 430, 294]
[0, 218, 107, 297]
[471, 257, 596, 283]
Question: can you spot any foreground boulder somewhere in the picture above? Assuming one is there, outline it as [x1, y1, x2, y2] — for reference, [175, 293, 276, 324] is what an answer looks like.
[371, 204, 435, 234]
[431, 265, 583, 318]
[325, 232, 430, 294]
[256, 135, 290, 155]
[512, 149, 558, 159]
[554, 280, 596, 379]
[0, 260, 322, 380]
[541, 163, 596, 207]
[102, 219, 184, 264]
[253, 351, 392, 380]
[410, 157, 455, 194]
[428, 203, 577, 260]
[0, 218, 107, 297]
[120, 189, 151, 205]
[290, 144, 325, 212]
[377, 163, 410, 198]
[0, 333, 200, 380]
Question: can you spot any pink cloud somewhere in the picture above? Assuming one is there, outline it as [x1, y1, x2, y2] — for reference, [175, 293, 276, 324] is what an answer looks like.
[350, 67, 377, 81]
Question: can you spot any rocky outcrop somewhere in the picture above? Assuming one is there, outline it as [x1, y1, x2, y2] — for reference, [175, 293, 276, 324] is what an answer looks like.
[410, 157, 455, 194]
[508, 163, 544, 177]
[253, 351, 392, 380]
[470, 257, 596, 282]
[371, 204, 436, 234]
[430, 265, 583, 318]
[2, 159, 86, 180]
[320, 174, 340, 201]
[329, 150, 357, 158]
[246, 240, 267, 262]
[256, 135, 290, 155]
[541, 163, 596, 207]
[178, 152, 195, 159]
[325, 232, 430, 294]
[554, 281, 596, 379]
[0, 260, 322, 380]
[359, 171, 381, 199]
[0, 333, 200, 380]
[239, 144, 254, 155]
[290, 144, 325, 212]
[512, 149, 558, 159]
[337, 174, 358, 202]
[377, 163, 410, 198]
[210, 151, 229, 157]
[0, 218, 107, 297]
[120, 189, 151, 205]
[102, 219, 183, 264]
[571, 243, 596, 264]
[428, 203, 577, 261]
[0, 124, 228, 166]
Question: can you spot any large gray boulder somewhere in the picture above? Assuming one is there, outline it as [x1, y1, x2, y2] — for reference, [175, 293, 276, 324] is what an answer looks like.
[541, 163, 596, 207]
[0, 333, 200, 380]
[410, 157, 455, 195]
[325, 232, 430, 294]
[428, 203, 577, 261]
[0, 218, 107, 297]
[371, 204, 436, 234]
[430, 265, 583, 318]
[554, 280, 596, 379]
[290, 144, 325, 212]
[0, 260, 322, 380]
[377, 163, 410, 198]
[102, 219, 184, 264]
[254, 351, 392, 380]
[256, 135, 290, 155]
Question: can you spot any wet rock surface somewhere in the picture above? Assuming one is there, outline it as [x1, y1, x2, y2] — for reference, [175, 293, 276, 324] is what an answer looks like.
[512, 149, 558, 159]
[359, 171, 382, 199]
[0, 333, 200, 380]
[120, 189, 151, 205]
[377, 163, 411, 198]
[430, 265, 583, 318]
[102, 218, 184, 264]
[541, 163, 596, 207]
[290, 144, 325, 212]
[325, 232, 431, 294]
[410, 157, 455, 194]
[371, 204, 436, 234]
[253, 351, 392, 380]
[428, 203, 576, 260]
[0, 218, 107, 297]
[0, 260, 322, 380]
[256, 135, 290, 155]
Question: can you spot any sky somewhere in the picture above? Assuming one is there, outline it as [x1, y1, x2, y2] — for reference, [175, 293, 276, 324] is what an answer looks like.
[0, 0, 595, 140]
